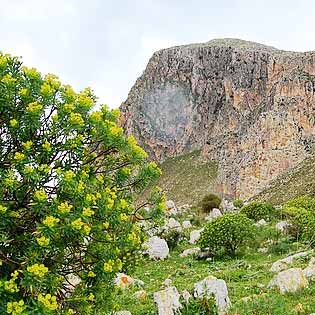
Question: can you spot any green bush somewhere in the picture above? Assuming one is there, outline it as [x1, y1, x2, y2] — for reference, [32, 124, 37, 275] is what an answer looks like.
[200, 193, 221, 213]
[0, 53, 164, 314]
[240, 201, 278, 221]
[233, 199, 244, 209]
[181, 297, 218, 315]
[199, 213, 255, 257]
[284, 196, 315, 211]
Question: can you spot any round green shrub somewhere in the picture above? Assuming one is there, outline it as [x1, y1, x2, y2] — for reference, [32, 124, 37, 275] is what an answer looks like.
[240, 201, 277, 221]
[198, 213, 255, 257]
[284, 196, 315, 211]
[233, 199, 244, 209]
[200, 193, 221, 213]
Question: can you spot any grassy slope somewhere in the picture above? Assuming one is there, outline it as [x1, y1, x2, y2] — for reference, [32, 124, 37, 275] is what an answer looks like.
[114, 230, 315, 314]
[145, 150, 218, 206]
[255, 157, 315, 205]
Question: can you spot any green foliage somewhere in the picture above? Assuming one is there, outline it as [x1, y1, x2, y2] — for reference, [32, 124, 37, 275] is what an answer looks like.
[200, 193, 221, 213]
[0, 53, 164, 314]
[199, 213, 255, 257]
[181, 297, 218, 315]
[283, 196, 315, 245]
[233, 199, 244, 209]
[162, 229, 181, 250]
[240, 201, 278, 221]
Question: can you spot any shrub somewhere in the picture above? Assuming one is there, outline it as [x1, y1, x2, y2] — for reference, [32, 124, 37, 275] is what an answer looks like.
[200, 193, 221, 213]
[181, 297, 218, 315]
[284, 196, 315, 211]
[240, 201, 278, 221]
[199, 213, 255, 257]
[233, 199, 244, 209]
[0, 53, 164, 314]
[162, 229, 181, 250]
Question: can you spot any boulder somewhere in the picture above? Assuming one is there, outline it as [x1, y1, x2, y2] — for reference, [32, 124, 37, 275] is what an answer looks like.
[134, 290, 147, 300]
[270, 251, 311, 272]
[145, 236, 169, 260]
[166, 218, 182, 232]
[205, 208, 222, 221]
[194, 276, 231, 314]
[179, 247, 201, 258]
[182, 220, 192, 229]
[303, 257, 315, 280]
[221, 200, 236, 212]
[181, 289, 192, 303]
[255, 219, 267, 227]
[275, 220, 290, 232]
[189, 228, 204, 244]
[268, 268, 309, 294]
[166, 200, 178, 216]
[113, 273, 144, 289]
[162, 278, 173, 288]
[154, 286, 182, 315]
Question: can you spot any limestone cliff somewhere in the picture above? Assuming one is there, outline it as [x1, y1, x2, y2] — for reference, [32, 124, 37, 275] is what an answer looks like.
[120, 38, 315, 199]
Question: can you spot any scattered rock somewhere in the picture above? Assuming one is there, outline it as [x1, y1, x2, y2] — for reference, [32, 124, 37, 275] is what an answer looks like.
[179, 247, 201, 258]
[166, 218, 182, 232]
[162, 278, 173, 288]
[114, 273, 144, 289]
[154, 286, 182, 315]
[181, 289, 192, 303]
[221, 200, 236, 212]
[270, 251, 311, 272]
[275, 220, 290, 232]
[205, 208, 222, 221]
[182, 220, 192, 229]
[134, 290, 147, 300]
[145, 236, 169, 260]
[115, 312, 132, 315]
[255, 219, 267, 227]
[303, 257, 315, 280]
[258, 247, 268, 253]
[194, 276, 231, 314]
[268, 268, 309, 294]
[189, 228, 204, 244]
[166, 200, 178, 216]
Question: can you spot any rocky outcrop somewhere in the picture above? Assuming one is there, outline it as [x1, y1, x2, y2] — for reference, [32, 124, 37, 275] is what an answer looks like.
[120, 38, 315, 199]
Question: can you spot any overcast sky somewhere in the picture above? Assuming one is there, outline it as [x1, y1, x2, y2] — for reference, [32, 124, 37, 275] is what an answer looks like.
[1, 0, 315, 108]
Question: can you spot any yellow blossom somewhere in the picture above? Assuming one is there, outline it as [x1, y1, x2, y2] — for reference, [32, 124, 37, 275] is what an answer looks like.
[109, 125, 123, 137]
[82, 207, 94, 217]
[34, 190, 47, 202]
[38, 293, 58, 311]
[88, 271, 96, 277]
[96, 174, 104, 183]
[27, 263, 48, 278]
[43, 216, 60, 228]
[119, 213, 128, 222]
[22, 140, 33, 151]
[77, 181, 85, 192]
[86, 193, 96, 204]
[83, 224, 91, 235]
[87, 293, 95, 302]
[103, 260, 114, 273]
[14, 152, 25, 162]
[36, 236, 50, 247]
[22, 67, 40, 79]
[40, 83, 53, 97]
[42, 140, 52, 152]
[64, 170, 75, 182]
[69, 112, 84, 127]
[71, 218, 84, 230]
[9, 119, 18, 128]
[106, 198, 114, 209]
[1, 74, 16, 85]
[57, 201, 73, 214]
[6, 300, 25, 315]
[90, 110, 103, 122]
[0, 205, 7, 213]
[120, 199, 128, 209]
[19, 88, 28, 97]
[103, 221, 109, 229]
[26, 101, 42, 114]
[64, 103, 75, 112]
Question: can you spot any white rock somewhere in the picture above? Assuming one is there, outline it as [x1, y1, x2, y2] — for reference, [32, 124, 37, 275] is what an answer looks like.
[268, 268, 309, 294]
[189, 228, 204, 244]
[270, 251, 311, 272]
[166, 200, 178, 216]
[166, 218, 182, 232]
[258, 247, 268, 253]
[182, 220, 192, 229]
[205, 208, 222, 221]
[166, 200, 175, 209]
[221, 199, 236, 212]
[180, 247, 201, 258]
[181, 289, 192, 303]
[275, 220, 290, 232]
[255, 219, 267, 227]
[134, 290, 147, 300]
[163, 278, 173, 288]
[154, 286, 182, 315]
[303, 257, 315, 280]
[115, 312, 132, 315]
[194, 276, 231, 314]
[113, 273, 144, 289]
[145, 236, 169, 260]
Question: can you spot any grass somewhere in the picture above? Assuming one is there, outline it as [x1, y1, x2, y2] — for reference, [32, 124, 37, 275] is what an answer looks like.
[255, 157, 315, 205]
[142, 150, 218, 206]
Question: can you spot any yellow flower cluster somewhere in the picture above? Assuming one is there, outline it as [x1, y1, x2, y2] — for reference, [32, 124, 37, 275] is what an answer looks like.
[128, 231, 141, 245]
[64, 170, 75, 182]
[22, 66, 40, 80]
[43, 216, 60, 228]
[109, 125, 123, 137]
[44, 73, 61, 90]
[2, 74, 16, 85]
[38, 293, 58, 311]
[4, 271, 19, 293]
[40, 83, 53, 97]
[34, 190, 47, 202]
[87, 293, 95, 302]
[7, 300, 24, 315]
[64, 103, 75, 112]
[71, 218, 84, 230]
[27, 263, 48, 278]
[103, 260, 114, 273]
[69, 112, 84, 127]
[82, 207, 94, 217]
[119, 199, 129, 209]
[36, 236, 50, 247]
[26, 101, 42, 114]
[14, 152, 25, 162]
[9, 119, 18, 128]
[127, 135, 148, 159]
[0, 205, 7, 213]
[77, 180, 85, 192]
[42, 140, 52, 152]
[88, 271, 96, 277]
[22, 140, 33, 151]
[119, 213, 128, 222]
[90, 110, 103, 122]
[57, 201, 73, 214]
[19, 88, 28, 97]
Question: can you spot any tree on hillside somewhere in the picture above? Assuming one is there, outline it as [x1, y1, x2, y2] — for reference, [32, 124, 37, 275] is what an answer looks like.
[0, 53, 164, 314]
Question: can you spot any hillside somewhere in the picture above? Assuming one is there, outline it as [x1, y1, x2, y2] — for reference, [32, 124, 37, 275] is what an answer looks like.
[120, 38, 315, 200]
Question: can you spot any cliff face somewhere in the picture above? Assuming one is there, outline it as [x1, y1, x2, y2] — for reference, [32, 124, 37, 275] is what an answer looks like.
[120, 39, 315, 199]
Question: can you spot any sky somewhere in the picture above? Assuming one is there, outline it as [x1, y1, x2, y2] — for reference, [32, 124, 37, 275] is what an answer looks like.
[1, 0, 315, 108]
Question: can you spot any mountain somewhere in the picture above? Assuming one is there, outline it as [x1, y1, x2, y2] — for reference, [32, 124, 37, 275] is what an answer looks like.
[120, 38, 315, 200]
